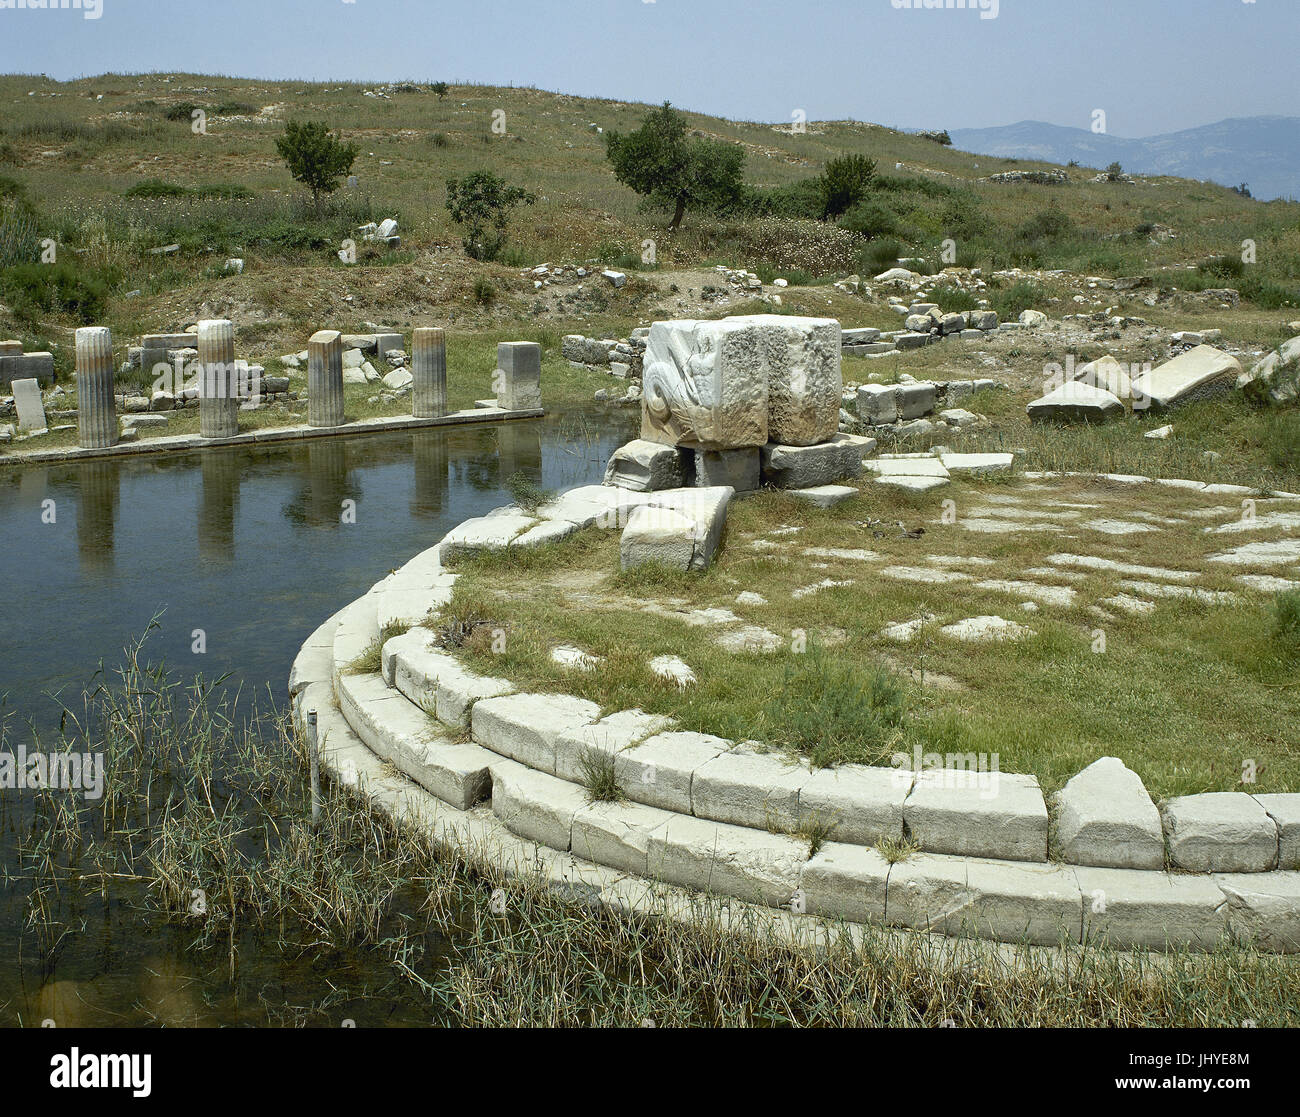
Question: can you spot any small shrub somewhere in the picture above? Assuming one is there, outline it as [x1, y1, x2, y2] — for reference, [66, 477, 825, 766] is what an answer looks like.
[505, 470, 551, 512]
[430, 132, 450, 148]
[472, 277, 496, 305]
[0, 260, 114, 323]
[125, 179, 191, 199]
[762, 646, 907, 768]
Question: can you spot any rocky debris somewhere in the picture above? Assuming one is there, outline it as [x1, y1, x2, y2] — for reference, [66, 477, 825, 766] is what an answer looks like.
[1239, 335, 1299, 405]
[1027, 381, 1126, 422]
[356, 218, 400, 248]
[1053, 757, 1164, 870]
[987, 170, 1068, 185]
[620, 486, 734, 573]
[1133, 344, 1241, 410]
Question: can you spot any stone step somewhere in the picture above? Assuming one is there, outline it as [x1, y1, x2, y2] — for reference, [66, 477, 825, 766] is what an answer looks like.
[337, 672, 495, 810]
[330, 587, 382, 688]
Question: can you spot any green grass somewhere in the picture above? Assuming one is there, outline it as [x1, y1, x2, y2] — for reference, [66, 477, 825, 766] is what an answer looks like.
[448, 472, 1300, 798]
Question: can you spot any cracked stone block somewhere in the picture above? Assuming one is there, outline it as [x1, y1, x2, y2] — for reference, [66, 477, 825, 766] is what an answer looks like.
[1214, 872, 1300, 953]
[572, 799, 673, 876]
[799, 842, 890, 923]
[614, 730, 732, 814]
[1253, 794, 1300, 870]
[904, 769, 1048, 861]
[490, 760, 586, 850]
[620, 486, 733, 572]
[555, 708, 673, 784]
[724, 314, 841, 445]
[640, 318, 769, 449]
[11, 378, 46, 432]
[603, 439, 685, 491]
[798, 764, 907, 846]
[692, 746, 812, 831]
[1132, 345, 1241, 411]
[1053, 756, 1164, 869]
[1027, 381, 1125, 422]
[472, 692, 601, 774]
[895, 382, 936, 420]
[647, 813, 805, 908]
[1077, 866, 1228, 950]
[1163, 793, 1279, 872]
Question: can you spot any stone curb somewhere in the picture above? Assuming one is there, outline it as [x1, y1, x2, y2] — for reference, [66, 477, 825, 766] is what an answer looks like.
[0, 406, 544, 469]
[291, 482, 1300, 952]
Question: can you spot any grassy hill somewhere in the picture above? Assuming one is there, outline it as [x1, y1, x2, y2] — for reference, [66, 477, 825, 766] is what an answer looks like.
[1, 72, 1299, 381]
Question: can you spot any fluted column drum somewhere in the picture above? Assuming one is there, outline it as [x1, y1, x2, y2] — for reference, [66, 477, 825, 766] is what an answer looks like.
[75, 326, 118, 449]
[412, 326, 447, 418]
[197, 318, 239, 438]
[308, 329, 345, 427]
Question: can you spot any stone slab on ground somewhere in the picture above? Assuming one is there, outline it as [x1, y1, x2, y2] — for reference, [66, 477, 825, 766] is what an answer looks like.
[1133, 344, 1242, 410]
[761, 440, 857, 489]
[939, 615, 1035, 642]
[939, 452, 1014, 476]
[1052, 757, 1164, 869]
[438, 509, 538, 562]
[1162, 793, 1279, 872]
[788, 484, 857, 508]
[472, 692, 602, 774]
[1026, 382, 1125, 422]
[903, 769, 1049, 861]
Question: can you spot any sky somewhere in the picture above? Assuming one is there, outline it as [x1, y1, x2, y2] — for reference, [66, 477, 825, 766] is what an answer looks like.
[0, 0, 1295, 137]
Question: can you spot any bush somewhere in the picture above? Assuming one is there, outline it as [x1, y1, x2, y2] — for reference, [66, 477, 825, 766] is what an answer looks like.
[472, 277, 496, 305]
[0, 260, 114, 323]
[762, 646, 907, 768]
[124, 179, 190, 199]
[723, 215, 858, 275]
[505, 471, 551, 512]
[1199, 254, 1246, 281]
[446, 169, 536, 261]
[988, 278, 1048, 319]
[275, 120, 358, 212]
[815, 154, 877, 221]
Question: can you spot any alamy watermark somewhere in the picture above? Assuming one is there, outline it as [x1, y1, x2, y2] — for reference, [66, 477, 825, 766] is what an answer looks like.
[891, 0, 999, 20]
[0, 0, 103, 20]
[0, 746, 104, 799]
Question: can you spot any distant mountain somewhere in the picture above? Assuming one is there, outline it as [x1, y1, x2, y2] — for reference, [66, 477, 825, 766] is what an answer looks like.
[949, 117, 1300, 201]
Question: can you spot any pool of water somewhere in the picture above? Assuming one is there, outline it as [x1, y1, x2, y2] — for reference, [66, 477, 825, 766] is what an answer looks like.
[0, 406, 638, 1027]
[0, 408, 636, 731]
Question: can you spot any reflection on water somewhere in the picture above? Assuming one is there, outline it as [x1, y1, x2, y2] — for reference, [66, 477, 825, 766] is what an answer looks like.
[0, 409, 633, 729]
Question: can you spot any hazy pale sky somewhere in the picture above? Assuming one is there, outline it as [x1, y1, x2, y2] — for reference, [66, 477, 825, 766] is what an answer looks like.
[0, 0, 1295, 137]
